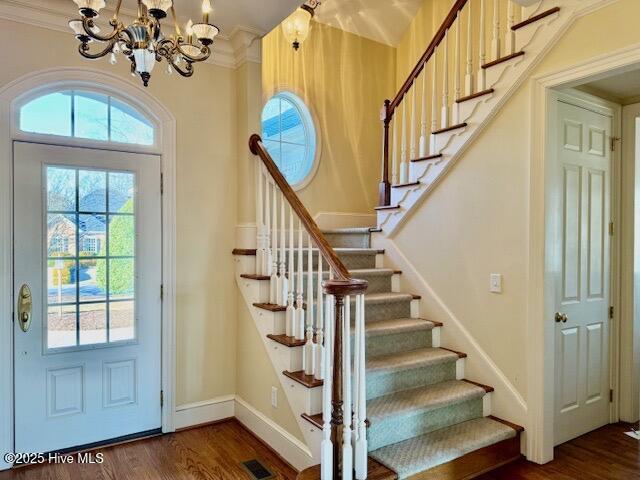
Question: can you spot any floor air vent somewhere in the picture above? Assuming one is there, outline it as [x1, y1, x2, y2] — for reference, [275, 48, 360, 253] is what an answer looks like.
[241, 459, 274, 479]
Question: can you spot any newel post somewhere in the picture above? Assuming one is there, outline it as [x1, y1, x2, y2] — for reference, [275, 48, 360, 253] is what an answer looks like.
[378, 99, 392, 207]
[323, 278, 368, 479]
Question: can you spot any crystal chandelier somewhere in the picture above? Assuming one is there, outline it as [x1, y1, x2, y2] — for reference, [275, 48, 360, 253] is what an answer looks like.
[69, 0, 220, 87]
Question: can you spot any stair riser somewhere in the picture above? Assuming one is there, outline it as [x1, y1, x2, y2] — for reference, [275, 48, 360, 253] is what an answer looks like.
[302, 271, 393, 295]
[296, 251, 378, 270]
[323, 232, 371, 249]
[368, 398, 484, 451]
[365, 330, 433, 357]
[367, 361, 457, 400]
[362, 299, 412, 323]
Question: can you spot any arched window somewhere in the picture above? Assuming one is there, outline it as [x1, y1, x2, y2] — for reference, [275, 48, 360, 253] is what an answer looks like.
[19, 90, 155, 146]
[261, 92, 318, 188]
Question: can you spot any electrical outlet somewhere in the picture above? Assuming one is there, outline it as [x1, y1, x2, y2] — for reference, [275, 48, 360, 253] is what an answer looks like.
[490, 274, 502, 293]
[271, 386, 278, 408]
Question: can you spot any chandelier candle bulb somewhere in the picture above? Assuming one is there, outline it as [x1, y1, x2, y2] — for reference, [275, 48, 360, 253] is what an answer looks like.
[202, 0, 212, 24]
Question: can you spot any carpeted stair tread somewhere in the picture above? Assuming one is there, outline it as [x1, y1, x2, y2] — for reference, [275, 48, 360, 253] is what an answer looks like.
[370, 417, 517, 479]
[367, 348, 458, 373]
[349, 268, 396, 277]
[361, 292, 414, 304]
[366, 318, 437, 337]
[368, 380, 486, 420]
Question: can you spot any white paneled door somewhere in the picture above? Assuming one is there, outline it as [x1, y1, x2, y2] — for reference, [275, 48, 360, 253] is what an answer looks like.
[553, 99, 612, 446]
[13, 142, 162, 454]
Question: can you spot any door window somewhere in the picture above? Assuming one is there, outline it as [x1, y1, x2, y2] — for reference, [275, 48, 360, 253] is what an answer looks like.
[46, 166, 136, 350]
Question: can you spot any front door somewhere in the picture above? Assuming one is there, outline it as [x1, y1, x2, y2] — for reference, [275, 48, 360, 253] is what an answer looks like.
[13, 142, 162, 454]
[553, 98, 612, 445]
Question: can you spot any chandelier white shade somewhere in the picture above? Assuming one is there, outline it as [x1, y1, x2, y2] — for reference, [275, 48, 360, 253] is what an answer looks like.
[69, 0, 220, 87]
[282, 1, 320, 50]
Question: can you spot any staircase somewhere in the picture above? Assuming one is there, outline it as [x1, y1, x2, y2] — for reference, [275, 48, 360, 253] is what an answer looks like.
[235, 226, 522, 479]
[234, 0, 617, 477]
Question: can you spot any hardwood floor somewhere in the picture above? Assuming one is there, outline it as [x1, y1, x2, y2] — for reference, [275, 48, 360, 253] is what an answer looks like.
[479, 423, 640, 480]
[0, 421, 637, 479]
[0, 419, 297, 480]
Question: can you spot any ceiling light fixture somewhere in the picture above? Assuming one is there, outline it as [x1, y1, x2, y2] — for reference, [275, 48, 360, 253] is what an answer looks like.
[282, 1, 320, 51]
[70, 0, 220, 87]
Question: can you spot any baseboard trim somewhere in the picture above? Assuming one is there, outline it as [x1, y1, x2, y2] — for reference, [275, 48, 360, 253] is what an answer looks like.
[174, 395, 236, 430]
[234, 396, 314, 472]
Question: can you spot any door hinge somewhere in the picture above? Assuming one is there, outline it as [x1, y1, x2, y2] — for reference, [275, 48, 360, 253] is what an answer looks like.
[160, 284, 164, 301]
[609, 222, 614, 236]
[609, 306, 614, 319]
[610, 389, 614, 402]
[160, 390, 164, 407]
[160, 173, 164, 195]
[611, 137, 620, 152]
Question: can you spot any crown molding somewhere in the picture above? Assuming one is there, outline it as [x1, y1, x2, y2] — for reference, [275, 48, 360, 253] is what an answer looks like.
[0, 0, 261, 69]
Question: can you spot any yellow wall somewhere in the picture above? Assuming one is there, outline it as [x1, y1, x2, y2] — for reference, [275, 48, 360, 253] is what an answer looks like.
[262, 21, 396, 215]
[0, 18, 238, 406]
[391, 0, 640, 399]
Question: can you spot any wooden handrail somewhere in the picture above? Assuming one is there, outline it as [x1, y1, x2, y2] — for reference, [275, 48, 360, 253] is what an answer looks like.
[387, 0, 468, 119]
[249, 134, 352, 281]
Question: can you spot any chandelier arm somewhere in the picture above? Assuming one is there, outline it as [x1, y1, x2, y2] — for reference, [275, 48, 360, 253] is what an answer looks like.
[82, 17, 123, 42]
[169, 60, 195, 78]
[112, 0, 123, 22]
[175, 43, 211, 63]
[78, 39, 118, 60]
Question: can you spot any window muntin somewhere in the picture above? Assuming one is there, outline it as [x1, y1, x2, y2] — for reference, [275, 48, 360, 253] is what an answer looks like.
[46, 165, 136, 350]
[261, 92, 317, 187]
[20, 91, 154, 146]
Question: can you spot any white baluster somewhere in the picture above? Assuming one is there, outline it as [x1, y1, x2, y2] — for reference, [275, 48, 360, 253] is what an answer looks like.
[419, 69, 428, 157]
[354, 294, 367, 480]
[286, 206, 295, 338]
[256, 164, 264, 275]
[272, 187, 282, 305]
[491, 0, 501, 60]
[465, 2, 474, 96]
[279, 192, 287, 306]
[441, 30, 449, 128]
[304, 234, 316, 376]
[320, 292, 334, 480]
[342, 295, 353, 480]
[315, 255, 324, 380]
[265, 176, 272, 277]
[295, 219, 305, 341]
[391, 117, 398, 185]
[453, 13, 461, 124]
[478, 0, 487, 91]
[399, 100, 408, 184]
[409, 82, 417, 165]
[506, 0, 515, 55]
[430, 47, 438, 154]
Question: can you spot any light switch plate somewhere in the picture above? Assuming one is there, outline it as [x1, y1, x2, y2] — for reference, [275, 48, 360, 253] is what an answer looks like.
[490, 274, 502, 293]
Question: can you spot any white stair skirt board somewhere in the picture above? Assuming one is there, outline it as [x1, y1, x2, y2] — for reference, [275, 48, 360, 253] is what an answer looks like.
[174, 396, 236, 430]
[624, 430, 640, 440]
[235, 397, 315, 471]
[376, 0, 617, 235]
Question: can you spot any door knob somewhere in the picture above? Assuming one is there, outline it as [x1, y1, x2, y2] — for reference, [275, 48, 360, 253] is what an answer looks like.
[555, 312, 568, 323]
[17, 284, 32, 332]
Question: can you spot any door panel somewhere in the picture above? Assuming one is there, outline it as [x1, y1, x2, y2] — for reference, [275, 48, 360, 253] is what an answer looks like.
[554, 100, 612, 445]
[13, 142, 162, 453]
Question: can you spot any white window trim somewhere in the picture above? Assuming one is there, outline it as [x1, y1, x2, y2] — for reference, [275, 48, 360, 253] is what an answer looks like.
[262, 89, 321, 191]
[0, 67, 177, 470]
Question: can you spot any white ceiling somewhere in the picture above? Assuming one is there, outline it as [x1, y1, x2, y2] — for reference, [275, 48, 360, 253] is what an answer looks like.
[313, 0, 424, 47]
[36, 0, 302, 38]
[578, 69, 640, 105]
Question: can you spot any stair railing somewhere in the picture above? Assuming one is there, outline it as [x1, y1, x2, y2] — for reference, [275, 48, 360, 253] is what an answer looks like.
[249, 134, 369, 480]
[378, 0, 530, 206]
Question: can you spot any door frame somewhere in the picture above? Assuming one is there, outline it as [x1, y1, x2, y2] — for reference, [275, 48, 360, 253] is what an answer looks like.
[0, 68, 177, 469]
[527, 44, 640, 463]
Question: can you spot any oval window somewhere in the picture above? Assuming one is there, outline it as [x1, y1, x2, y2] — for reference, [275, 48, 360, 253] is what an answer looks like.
[19, 90, 155, 146]
[261, 92, 318, 188]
